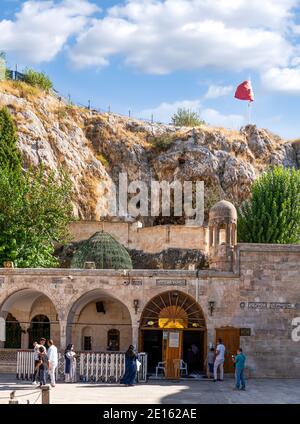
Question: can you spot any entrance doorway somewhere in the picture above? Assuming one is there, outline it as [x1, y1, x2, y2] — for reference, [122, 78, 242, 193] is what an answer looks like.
[28, 315, 50, 348]
[140, 291, 206, 379]
[216, 327, 240, 373]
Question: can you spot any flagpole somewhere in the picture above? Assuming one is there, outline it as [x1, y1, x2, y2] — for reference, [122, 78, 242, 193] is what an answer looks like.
[248, 74, 252, 125]
[247, 101, 251, 125]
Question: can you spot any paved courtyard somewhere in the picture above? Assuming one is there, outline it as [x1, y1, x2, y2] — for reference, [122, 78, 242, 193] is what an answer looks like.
[0, 375, 300, 404]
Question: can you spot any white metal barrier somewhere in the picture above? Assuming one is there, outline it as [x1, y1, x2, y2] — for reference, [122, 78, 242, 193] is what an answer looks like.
[16, 350, 61, 381]
[16, 350, 147, 383]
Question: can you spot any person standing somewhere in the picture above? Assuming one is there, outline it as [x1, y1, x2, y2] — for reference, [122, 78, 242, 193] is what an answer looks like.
[120, 345, 137, 386]
[233, 348, 246, 390]
[206, 347, 215, 379]
[37, 346, 49, 388]
[47, 339, 58, 387]
[64, 344, 77, 383]
[214, 338, 225, 382]
[32, 341, 40, 385]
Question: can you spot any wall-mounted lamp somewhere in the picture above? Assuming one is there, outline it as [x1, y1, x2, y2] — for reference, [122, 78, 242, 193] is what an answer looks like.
[208, 301, 216, 316]
[133, 299, 139, 315]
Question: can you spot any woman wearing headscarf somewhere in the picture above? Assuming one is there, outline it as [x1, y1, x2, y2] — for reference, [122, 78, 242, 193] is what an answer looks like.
[64, 344, 77, 383]
[120, 345, 138, 386]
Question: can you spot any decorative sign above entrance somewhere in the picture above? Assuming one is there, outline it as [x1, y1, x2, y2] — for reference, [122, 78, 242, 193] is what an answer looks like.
[123, 280, 143, 286]
[240, 302, 295, 310]
[156, 279, 187, 287]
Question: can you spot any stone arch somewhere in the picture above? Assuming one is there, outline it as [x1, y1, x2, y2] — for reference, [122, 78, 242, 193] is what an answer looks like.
[140, 290, 207, 375]
[66, 289, 133, 352]
[0, 289, 60, 349]
[140, 290, 206, 330]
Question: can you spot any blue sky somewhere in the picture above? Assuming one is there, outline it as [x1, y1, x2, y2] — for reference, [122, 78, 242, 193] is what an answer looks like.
[1, 0, 300, 139]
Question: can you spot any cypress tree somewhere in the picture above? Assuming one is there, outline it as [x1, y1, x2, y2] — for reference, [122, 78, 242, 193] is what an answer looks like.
[0, 107, 21, 171]
[238, 166, 300, 244]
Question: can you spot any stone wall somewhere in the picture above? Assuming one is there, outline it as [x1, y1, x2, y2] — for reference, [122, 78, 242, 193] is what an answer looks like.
[0, 243, 300, 377]
[69, 221, 208, 254]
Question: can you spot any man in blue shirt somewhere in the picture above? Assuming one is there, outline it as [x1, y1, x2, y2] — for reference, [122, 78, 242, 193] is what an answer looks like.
[232, 348, 246, 390]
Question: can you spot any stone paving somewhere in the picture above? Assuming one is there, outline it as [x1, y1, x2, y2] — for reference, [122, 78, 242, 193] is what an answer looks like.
[1, 375, 300, 404]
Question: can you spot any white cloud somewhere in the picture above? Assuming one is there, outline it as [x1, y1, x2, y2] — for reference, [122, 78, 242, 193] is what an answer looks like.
[204, 84, 233, 99]
[201, 108, 245, 129]
[69, 0, 296, 73]
[138, 99, 244, 129]
[261, 67, 300, 94]
[0, 0, 98, 63]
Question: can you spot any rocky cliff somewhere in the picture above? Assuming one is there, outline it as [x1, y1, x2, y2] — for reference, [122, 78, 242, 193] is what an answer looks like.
[0, 80, 298, 224]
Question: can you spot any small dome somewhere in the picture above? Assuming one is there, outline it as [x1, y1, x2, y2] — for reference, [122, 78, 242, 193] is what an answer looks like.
[209, 200, 237, 223]
[71, 231, 133, 270]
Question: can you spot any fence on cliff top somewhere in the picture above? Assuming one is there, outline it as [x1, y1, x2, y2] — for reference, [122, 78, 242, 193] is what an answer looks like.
[4, 68, 165, 125]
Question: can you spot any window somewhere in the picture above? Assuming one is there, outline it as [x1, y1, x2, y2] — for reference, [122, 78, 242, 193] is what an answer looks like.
[83, 336, 92, 351]
[107, 329, 120, 351]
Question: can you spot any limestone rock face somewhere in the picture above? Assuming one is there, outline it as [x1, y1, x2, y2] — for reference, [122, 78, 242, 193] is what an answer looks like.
[0, 83, 298, 222]
[129, 248, 208, 270]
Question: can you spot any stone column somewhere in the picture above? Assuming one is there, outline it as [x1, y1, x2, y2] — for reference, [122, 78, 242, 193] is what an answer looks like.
[226, 224, 231, 244]
[21, 324, 29, 349]
[132, 324, 139, 351]
[59, 320, 67, 351]
[209, 226, 214, 247]
[213, 224, 220, 246]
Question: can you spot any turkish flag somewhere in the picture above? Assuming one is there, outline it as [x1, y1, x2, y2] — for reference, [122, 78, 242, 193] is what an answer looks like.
[235, 80, 254, 102]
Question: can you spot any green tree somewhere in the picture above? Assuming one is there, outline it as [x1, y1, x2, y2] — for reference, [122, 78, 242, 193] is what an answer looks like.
[0, 166, 73, 268]
[238, 166, 300, 244]
[0, 107, 73, 267]
[23, 68, 53, 92]
[171, 108, 205, 127]
[0, 107, 21, 171]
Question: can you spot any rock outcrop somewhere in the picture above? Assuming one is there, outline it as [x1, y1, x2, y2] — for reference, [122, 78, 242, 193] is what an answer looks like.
[0, 81, 298, 223]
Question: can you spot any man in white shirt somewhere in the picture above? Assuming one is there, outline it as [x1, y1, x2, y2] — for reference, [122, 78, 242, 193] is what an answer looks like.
[214, 338, 225, 382]
[47, 339, 58, 387]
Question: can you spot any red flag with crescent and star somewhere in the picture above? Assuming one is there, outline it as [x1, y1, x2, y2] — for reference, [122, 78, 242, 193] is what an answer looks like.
[235, 80, 254, 102]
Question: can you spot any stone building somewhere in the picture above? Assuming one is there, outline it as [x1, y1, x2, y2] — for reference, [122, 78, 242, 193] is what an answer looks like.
[0, 200, 300, 378]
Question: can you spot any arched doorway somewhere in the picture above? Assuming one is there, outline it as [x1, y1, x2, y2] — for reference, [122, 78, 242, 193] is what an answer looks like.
[28, 315, 50, 348]
[0, 289, 60, 349]
[66, 289, 132, 352]
[4, 313, 22, 349]
[140, 291, 206, 379]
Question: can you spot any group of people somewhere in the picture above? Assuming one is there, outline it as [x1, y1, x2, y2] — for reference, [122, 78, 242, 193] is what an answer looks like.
[31, 339, 139, 388]
[32, 338, 77, 388]
[206, 338, 246, 390]
[31, 338, 245, 390]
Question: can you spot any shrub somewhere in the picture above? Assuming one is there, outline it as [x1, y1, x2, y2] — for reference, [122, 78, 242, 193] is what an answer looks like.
[171, 108, 205, 127]
[148, 133, 177, 152]
[238, 166, 300, 244]
[23, 68, 53, 92]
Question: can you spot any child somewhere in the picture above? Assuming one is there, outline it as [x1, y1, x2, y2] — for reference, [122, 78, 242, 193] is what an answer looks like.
[37, 346, 49, 387]
[206, 347, 215, 379]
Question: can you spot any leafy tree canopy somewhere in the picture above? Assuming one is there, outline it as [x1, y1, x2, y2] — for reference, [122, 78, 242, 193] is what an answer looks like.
[0, 166, 73, 268]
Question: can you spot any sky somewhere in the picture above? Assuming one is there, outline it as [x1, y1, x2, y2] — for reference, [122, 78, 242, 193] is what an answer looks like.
[1, 0, 300, 139]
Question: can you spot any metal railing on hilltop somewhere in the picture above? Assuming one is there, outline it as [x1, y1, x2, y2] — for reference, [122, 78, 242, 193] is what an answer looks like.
[5, 68, 165, 126]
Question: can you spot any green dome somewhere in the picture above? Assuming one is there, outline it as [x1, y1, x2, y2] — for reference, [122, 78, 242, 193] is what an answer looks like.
[71, 231, 133, 270]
